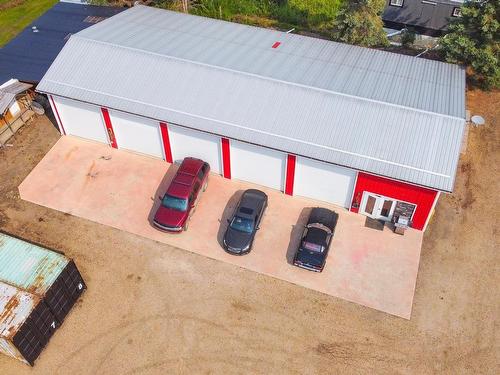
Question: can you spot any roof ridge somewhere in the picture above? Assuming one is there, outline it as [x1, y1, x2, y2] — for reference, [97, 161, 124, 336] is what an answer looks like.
[71, 34, 464, 121]
[128, 5, 462, 70]
[129, 8, 463, 88]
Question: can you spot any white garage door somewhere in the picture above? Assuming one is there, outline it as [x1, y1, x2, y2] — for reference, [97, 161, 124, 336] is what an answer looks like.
[230, 140, 286, 190]
[109, 110, 163, 159]
[168, 125, 222, 174]
[53, 96, 108, 144]
[294, 157, 357, 208]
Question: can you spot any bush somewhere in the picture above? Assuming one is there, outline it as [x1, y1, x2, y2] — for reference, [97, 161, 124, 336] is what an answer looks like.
[401, 28, 416, 48]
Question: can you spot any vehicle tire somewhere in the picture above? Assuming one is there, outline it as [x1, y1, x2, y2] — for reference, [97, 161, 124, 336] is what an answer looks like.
[203, 180, 208, 192]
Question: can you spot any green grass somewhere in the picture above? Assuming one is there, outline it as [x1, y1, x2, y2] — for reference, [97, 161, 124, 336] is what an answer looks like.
[273, 0, 342, 29]
[178, 0, 343, 33]
[0, 0, 58, 47]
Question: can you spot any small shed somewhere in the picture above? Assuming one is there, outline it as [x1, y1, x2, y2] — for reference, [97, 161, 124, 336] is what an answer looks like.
[0, 79, 34, 146]
[0, 233, 86, 365]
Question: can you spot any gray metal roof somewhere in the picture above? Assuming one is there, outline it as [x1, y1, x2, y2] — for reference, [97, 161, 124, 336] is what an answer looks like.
[0, 92, 15, 115]
[0, 80, 32, 114]
[37, 5, 466, 192]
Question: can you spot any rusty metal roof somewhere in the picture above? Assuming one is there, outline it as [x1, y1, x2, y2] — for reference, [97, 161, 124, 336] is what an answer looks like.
[0, 233, 69, 296]
[0, 282, 39, 339]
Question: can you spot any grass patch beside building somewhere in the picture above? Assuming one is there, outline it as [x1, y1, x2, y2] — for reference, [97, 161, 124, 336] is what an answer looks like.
[183, 0, 343, 33]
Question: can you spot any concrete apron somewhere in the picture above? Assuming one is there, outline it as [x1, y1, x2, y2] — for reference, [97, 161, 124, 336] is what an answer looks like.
[19, 136, 423, 319]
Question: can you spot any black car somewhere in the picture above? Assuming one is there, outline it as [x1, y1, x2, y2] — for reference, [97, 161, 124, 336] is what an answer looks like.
[223, 189, 268, 255]
[293, 207, 339, 272]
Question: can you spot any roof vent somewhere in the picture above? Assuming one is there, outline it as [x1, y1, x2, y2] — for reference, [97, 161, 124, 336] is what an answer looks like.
[84, 16, 107, 24]
[272, 42, 281, 49]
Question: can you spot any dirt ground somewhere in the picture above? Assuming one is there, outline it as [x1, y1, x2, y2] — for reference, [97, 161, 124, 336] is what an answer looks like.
[0, 90, 498, 374]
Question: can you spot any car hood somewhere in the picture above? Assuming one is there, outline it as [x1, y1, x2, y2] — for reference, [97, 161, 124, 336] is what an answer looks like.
[154, 205, 187, 228]
[224, 227, 253, 251]
[294, 249, 324, 267]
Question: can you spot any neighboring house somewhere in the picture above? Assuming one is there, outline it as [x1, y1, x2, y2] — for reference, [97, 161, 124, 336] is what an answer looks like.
[0, 80, 34, 145]
[37, 6, 466, 231]
[383, 0, 464, 36]
[0, 1, 124, 84]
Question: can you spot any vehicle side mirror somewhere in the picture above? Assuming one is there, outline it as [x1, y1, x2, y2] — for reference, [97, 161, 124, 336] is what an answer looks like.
[256, 226, 260, 230]
[227, 219, 230, 224]
[158, 195, 162, 200]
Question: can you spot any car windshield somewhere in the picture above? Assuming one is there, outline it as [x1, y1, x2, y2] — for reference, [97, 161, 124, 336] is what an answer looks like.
[230, 216, 254, 233]
[162, 194, 188, 212]
[302, 241, 324, 253]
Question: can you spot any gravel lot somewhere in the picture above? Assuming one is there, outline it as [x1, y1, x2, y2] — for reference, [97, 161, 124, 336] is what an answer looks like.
[0, 89, 498, 374]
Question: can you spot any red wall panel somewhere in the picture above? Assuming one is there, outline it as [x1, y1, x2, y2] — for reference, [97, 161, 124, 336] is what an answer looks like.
[284, 154, 296, 196]
[351, 172, 438, 230]
[221, 138, 231, 179]
[101, 108, 118, 149]
[159, 122, 173, 163]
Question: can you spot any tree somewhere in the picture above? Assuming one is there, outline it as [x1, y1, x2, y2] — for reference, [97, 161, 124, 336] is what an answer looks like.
[332, 0, 388, 47]
[440, 0, 499, 89]
[401, 28, 416, 48]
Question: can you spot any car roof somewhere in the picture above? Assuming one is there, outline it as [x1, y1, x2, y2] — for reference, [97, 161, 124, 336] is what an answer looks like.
[166, 158, 204, 198]
[167, 180, 192, 198]
[304, 226, 329, 246]
[178, 157, 204, 175]
[308, 208, 339, 230]
[237, 189, 267, 219]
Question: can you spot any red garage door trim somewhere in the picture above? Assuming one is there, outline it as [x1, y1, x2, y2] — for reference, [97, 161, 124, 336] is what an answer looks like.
[49, 95, 66, 135]
[351, 172, 438, 230]
[221, 137, 231, 179]
[159, 122, 173, 163]
[285, 154, 296, 196]
[101, 108, 118, 148]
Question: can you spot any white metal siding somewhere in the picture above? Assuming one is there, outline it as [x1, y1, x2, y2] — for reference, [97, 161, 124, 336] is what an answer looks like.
[230, 141, 286, 190]
[53, 96, 108, 143]
[168, 125, 222, 174]
[109, 110, 163, 158]
[294, 157, 357, 208]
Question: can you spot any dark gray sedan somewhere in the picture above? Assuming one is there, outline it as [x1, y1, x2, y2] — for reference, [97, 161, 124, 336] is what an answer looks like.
[223, 189, 268, 255]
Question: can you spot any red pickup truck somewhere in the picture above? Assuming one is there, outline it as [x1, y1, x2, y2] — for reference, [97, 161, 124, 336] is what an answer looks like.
[153, 157, 210, 232]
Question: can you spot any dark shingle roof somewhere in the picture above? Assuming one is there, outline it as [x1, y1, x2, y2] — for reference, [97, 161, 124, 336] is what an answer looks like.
[383, 0, 463, 35]
[0, 2, 124, 84]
